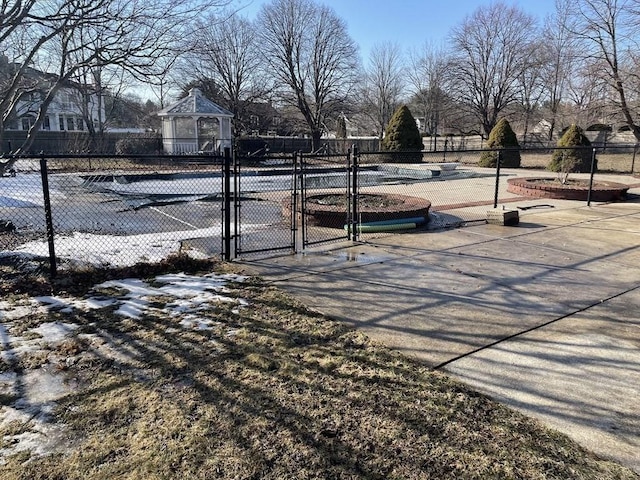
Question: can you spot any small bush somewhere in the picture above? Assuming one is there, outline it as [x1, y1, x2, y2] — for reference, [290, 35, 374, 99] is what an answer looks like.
[381, 105, 423, 163]
[548, 124, 595, 173]
[115, 135, 162, 155]
[479, 118, 521, 168]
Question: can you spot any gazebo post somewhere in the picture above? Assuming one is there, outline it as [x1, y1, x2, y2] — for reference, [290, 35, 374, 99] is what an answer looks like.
[194, 115, 199, 151]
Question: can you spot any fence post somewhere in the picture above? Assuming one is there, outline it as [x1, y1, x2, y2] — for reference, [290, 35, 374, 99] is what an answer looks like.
[223, 147, 231, 261]
[493, 150, 502, 209]
[587, 147, 597, 207]
[346, 148, 352, 240]
[291, 151, 299, 253]
[351, 145, 359, 241]
[300, 152, 308, 247]
[233, 148, 240, 258]
[632, 144, 638, 174]
[39, 155, 57, 278]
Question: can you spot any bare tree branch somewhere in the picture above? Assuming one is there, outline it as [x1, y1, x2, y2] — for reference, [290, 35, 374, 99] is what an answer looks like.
[1, 0, 230, 154]
[181, 10, 270, 135]
[447, 2, 538, 138]
[359, 41, 405, 140]
[257, 0, 359, 151]
[567, 0, 640, 140]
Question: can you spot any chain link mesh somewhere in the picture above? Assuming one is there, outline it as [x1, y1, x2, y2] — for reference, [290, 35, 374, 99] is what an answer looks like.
[235, 153, 296, 257]
[1, 154, 224, 270]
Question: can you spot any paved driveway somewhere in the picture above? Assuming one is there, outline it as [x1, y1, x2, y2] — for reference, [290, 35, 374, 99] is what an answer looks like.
[241, 200, 640, 473]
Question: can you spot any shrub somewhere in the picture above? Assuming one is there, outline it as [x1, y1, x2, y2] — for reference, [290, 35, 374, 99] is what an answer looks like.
[382, 105, 423, 151]
[478, 118, 521, 167]
[548, 124, 595, 173]
[381, 105, 423, 163]
[115, 135, 162, 155]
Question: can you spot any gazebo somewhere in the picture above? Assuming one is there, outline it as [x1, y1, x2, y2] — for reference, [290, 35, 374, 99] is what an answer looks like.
[157, 88, 233, 154]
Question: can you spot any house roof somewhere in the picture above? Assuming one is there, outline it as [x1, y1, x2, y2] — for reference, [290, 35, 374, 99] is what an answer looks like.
[157, 88, 233, 117]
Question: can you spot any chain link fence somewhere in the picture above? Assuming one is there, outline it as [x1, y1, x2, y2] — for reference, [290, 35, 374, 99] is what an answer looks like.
[2, 145, 638, 276]
[1, 153, 225, 274]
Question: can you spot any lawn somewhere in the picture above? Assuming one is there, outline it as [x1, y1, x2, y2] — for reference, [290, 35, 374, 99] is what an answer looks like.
[0, 256, 638, 479]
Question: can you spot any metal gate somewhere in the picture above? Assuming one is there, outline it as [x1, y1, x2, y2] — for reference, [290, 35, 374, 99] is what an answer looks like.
[299, 150, 353, 249]
[232, 151, 297, 258]
[230, 149, 357, 258]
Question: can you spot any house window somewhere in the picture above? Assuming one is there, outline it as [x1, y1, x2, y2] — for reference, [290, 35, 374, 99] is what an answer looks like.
[43, 116, 50, 131]
[76, 117, 84, 130]
[251, 115, 259, 126]
[21, 117, 32, 130]
[67, 117, 75, 131]
[59, 115, 65, 130]
[60, 92, 73, 109]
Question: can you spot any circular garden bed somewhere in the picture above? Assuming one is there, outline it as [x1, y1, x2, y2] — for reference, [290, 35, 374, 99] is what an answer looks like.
[283, 193, 431, 229]
[507, 177, 629, 202]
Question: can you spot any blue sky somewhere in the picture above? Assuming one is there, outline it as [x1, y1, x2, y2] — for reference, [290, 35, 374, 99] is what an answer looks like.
[235, 0, 558, 60]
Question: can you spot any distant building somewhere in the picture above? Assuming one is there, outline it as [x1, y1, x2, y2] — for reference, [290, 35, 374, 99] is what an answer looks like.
[239, 101, 282, 136]
[532, 119, 553, 137]
[157, 88, 233, 154]
[1, 59, 104, 133]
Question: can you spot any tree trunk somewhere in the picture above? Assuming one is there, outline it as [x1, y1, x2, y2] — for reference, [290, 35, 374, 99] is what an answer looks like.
[311, 129, 322, 153]
[616, 80, 640, 143]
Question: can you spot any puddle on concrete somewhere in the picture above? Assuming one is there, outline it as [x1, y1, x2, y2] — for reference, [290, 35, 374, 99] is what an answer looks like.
[309, 248, 394, 265]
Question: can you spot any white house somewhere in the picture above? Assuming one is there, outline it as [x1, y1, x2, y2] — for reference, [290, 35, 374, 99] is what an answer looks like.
[5, 66, 104, 133]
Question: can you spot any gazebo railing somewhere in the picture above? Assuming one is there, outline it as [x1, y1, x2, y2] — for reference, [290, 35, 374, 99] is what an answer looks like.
[163, 138, 233, 154]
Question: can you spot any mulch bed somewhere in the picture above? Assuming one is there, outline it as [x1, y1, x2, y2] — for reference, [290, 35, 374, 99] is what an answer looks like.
[284, 193, 431, 228]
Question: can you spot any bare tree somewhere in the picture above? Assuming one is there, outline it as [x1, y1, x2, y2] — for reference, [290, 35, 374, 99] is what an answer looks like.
[516, 41, 547, 145]
[183, 11, 269, 136]
[540, 0, 580, 140]
[567, 0, 640, 141]
[0, 1, 78, 149]
[257, 0, 359, 151]
[448, 2, 539, 138]
[360, 42, 405, 140]
[566, 62, 611, 127]
[407, 41, 450, 148]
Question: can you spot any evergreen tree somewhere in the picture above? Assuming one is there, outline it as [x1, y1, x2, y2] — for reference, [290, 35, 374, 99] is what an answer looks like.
[548, 124, 595, 173]
[381, 105, 423, 152]
[478, 118, 521, 167]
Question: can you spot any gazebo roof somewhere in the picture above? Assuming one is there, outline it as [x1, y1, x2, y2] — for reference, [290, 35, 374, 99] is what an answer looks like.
[157, 88, 233, 117]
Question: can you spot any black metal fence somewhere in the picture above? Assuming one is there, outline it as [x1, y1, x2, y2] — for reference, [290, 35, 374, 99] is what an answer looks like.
[1, 145, 638, 278]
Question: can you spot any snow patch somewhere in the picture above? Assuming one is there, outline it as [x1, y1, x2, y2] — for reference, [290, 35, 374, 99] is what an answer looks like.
[179, 315, 219, 331]
[0, 300, 47, 321]
[2, 225, 266, 269]
[30, 322, 79, 344]
[0, 270, 250, 462]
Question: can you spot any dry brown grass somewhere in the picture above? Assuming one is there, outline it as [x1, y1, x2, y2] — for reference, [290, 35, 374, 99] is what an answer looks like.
[520, 152, 638, 172]
[0, 262, 638, 479]
[453, 151, 639, 173]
